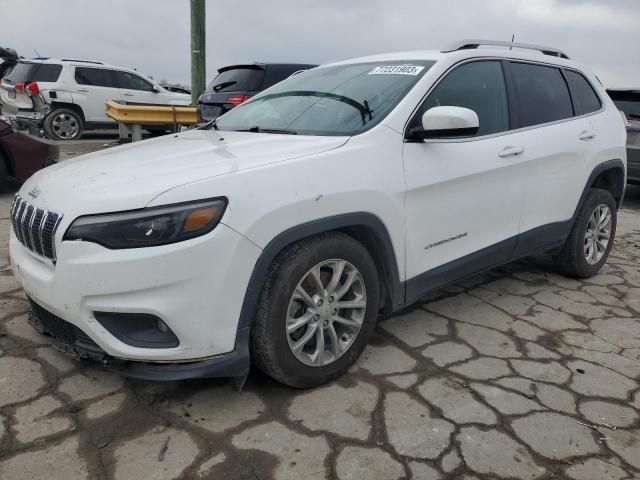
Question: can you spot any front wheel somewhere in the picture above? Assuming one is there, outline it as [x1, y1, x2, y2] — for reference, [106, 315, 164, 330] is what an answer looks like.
[252, 232, 380, 388]
[554, 188, 617, 278]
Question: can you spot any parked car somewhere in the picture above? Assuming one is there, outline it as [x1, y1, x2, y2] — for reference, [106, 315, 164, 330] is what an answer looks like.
[608, 89, 640, 184]
[0, 117, 58, 183]
[197, 63, 317, 121]
[9, 40, 626, 388]
[0, 58, 191, 140]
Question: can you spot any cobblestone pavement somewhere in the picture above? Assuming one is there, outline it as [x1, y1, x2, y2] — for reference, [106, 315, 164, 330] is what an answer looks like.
[0, 177, 639, 479]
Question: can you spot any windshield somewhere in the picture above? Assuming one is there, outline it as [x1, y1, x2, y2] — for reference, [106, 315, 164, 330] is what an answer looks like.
[216, 61, 434, 136]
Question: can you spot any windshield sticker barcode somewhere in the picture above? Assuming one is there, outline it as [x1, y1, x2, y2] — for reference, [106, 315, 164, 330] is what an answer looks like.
[368, 65, 425, 76]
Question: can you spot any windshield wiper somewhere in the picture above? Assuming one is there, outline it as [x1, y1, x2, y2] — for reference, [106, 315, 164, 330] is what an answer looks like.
[236, 126, 298, 135]
[213, 81, 237, 92]
[197, 119, 219, 130]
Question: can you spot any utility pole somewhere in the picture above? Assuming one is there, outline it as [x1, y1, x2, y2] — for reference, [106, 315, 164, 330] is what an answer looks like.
[190, 0, 206, 105]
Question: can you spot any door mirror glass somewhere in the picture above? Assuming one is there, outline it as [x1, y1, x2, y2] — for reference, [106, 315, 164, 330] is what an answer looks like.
[412, 106, 479, 140]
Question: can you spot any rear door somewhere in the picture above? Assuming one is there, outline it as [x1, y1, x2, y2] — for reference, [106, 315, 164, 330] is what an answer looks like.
[73, 66, 121, 122]
[505, 61, 594, 250]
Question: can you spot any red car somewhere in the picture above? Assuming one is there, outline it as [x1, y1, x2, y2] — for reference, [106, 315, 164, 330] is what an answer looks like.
[0, 118, 58, 182]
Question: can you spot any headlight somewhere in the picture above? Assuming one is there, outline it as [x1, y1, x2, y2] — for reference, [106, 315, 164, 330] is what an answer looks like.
[64, 198, 227, 249]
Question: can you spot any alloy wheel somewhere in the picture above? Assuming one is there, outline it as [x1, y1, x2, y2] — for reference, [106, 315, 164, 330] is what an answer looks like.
[584, 204, 612, 265]
[286, 259, 366, 367]
[51, 113, 79, 139]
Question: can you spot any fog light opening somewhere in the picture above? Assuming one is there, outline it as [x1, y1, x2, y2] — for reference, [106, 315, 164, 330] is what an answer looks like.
[157, 319, 170, 333]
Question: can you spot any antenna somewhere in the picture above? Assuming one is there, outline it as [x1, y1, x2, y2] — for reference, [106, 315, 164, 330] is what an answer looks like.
[33, 48, 42, 58]
[510, 34, 515, 50]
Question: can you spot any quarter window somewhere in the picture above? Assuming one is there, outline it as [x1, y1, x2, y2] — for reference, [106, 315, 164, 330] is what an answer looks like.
[75, 67, 115, 88]
[564, 70, 601, 115]
[413, 61, 509, 136]
[509, 63, 573, 128]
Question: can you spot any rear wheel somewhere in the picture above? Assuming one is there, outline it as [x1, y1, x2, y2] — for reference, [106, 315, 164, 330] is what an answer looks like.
[554, 188, 617, 278]
[43, 108, 83, 140]
[252, 232, 380, 388]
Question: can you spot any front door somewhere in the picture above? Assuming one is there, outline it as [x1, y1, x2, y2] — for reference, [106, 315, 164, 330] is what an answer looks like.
[402, 60, 528, 301]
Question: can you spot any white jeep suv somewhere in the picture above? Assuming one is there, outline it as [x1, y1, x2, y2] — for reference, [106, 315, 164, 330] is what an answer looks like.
[0, 58, 190, 140]
[9, 41, 627, 387]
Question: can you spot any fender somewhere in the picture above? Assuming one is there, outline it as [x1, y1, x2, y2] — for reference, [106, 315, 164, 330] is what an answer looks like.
[573, 159, 626, 217]
[236, 212, 403, 331]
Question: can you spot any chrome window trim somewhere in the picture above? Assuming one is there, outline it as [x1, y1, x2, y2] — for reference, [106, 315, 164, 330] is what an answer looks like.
[403, 56, 605, 145]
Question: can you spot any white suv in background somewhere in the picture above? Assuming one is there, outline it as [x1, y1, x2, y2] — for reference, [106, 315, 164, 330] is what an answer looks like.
[9, 40, 627, 388]
[0, 58, 190, 140]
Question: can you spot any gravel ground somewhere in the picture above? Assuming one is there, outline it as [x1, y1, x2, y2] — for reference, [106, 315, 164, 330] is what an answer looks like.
[0, 142, 639, 480]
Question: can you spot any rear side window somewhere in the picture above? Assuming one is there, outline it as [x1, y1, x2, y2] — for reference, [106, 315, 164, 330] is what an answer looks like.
[75, 67, 115, 87]
[509, 63, 574, 128]
[565, 70, 601, 115]
[414, 60, 509, 136]
[113, 71, 155, 91]
[5, 63, 62, 83]
[206, 67, 264, 93]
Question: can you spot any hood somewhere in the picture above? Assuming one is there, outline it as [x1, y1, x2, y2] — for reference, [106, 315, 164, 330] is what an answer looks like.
[19, 129, 348, 215]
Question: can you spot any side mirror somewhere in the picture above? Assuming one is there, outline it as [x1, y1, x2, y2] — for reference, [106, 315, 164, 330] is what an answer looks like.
[152, 86, 161, 93]
[409, 106, 479, 140]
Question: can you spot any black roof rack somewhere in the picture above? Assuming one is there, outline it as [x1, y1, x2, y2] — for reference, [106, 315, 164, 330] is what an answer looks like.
[60, 59, 104, 65]
[442, 39, 570, 60]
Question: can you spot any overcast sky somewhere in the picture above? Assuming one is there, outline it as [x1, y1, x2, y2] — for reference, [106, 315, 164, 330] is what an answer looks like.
[2, 0, 639, 88]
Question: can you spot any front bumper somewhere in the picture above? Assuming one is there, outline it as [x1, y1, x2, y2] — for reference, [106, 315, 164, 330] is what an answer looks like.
[10, 222, 262, 368]
[28, 296, 250, 380]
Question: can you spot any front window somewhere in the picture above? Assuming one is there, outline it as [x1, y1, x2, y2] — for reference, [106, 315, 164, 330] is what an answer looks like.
[216, 61, 434, 136]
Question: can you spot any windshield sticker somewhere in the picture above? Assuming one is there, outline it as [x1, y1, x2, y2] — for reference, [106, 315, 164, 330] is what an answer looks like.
[368, 65, 425, 76]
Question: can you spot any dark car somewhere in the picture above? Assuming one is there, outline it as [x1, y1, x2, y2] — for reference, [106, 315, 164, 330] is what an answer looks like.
[0, 118, 58, 183]
[197, 63, 317, 122]
[608, 89, 640, 184]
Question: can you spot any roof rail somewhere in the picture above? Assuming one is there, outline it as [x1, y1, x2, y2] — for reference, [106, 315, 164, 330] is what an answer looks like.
[442, 39, 570, 59]
[60, 59, 104, 65]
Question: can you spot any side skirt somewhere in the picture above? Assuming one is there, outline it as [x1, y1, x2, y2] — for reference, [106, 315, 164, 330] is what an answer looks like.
[400, 221, 572, 309]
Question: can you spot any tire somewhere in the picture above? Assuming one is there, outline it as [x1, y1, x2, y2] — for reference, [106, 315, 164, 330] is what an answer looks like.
[554, 188, 617, 278]
[251, 232, 380, 388]
[43, 108, 83, 140]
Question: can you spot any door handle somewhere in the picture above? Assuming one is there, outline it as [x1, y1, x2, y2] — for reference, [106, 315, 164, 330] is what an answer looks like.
[579, 130, 596, 141]
[76, 88, 89, 93]
[498, 146, 524, 158]
[122, 93, 134, 97]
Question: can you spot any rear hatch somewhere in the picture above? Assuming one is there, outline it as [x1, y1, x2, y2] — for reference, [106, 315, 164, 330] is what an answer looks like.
[0, 46, 18, 83]
[197, 64, 265, 121]
[608, 89, 640, 174]
[0, 61, 62, 113]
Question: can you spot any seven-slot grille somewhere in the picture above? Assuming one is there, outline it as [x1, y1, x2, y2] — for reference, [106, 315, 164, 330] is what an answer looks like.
[10, 195, 63, 261]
